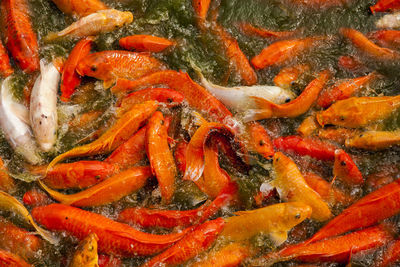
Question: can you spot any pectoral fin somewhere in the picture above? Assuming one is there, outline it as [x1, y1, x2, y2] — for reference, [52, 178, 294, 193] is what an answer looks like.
[269, 231, 288, 246]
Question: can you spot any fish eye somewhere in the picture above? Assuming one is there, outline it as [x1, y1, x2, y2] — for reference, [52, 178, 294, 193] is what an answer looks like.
[340, 161, 347, 166]
[295, 214, 301, 219]
[91, 65, 98, 72]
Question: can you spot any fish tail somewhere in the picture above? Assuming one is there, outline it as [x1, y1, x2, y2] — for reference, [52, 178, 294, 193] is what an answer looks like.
[192, 111, 208, 126]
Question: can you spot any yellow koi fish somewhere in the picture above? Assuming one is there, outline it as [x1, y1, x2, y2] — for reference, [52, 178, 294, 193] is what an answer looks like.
[69, 233, 99, 267]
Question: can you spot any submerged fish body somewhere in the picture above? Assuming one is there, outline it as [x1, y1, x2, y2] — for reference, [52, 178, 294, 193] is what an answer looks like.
[199, 72, 294, 111]
[45, 9, 133, 41]
[0, 77, 41, 165]
[30, 60, 60, 152]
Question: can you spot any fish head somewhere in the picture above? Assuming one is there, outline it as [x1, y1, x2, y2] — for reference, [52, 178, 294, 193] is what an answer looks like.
[316, 99, 361, 127]
[103, 9, 133, 26]
[76, 54, 111, 81]
[70, 233, 99, 267]
[272, 152, 291, 173]
[279, 202, 312, 229]
[333, 149, 363, 185]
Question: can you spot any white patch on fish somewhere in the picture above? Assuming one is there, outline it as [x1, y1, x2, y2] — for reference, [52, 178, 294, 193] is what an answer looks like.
[0, 77, 41, 164]
[30, 60, 60, 152]
[198, 71, 295, 111]
[376, 12, 400, 28]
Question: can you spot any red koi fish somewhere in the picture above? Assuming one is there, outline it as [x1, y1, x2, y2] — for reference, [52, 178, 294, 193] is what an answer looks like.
[76, 50, 165, 88]
[376, 239, 400, 267]
[262, 225, 392, 265]
[60, 37, 94, 102]
[111, 70, 233, 124]
[317, 72, 377, 108]
[340, 28, 400, 62]
[369, 30, 400, 49]
[306, 179, 400, 244]
[370, 0, 400, 13]
[1, 0, 39, 73]
[238, 22, 296, 39]
[32, 204, 194, 257]
[118, 182, 237, 229]
[22, 190, 52, 207]
[142, 218, 225, 267]
[174, 140, 188, 173]
[213, 24, 258, 85]
[338, 55, 366, 73]
[251, 37, 326, 69]
[0, 249, 32, 267]
[119, 35, 175, 53]
[146, 111, 177, 204]
[0, 40, 13, 77]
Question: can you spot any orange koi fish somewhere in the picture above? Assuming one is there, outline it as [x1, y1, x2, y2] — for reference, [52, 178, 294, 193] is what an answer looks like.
[0, 249, 32, 267]
[306, 179, 400, 244]
[213, 24, 257, 85]
[376, 239, 400, 267]
[317, 72, 377, 108]
[251, 37, 326, 69]
[142, 218, 225, 267]
[22, 190, 51, 207]
[340, 28, 400, 62]
[345, 130, 400, 150]
[192, 0, 211, 26]
[119, 35, 175, 53]
[338, 55, 366, 73]
[370, 0, 400, 13]
[261, 225, 391, 265]
[117, 88, 184, 116]
[146, 111, 177, 203]
[0, 40, 13, 77]
[316, 95, 400, 128]
[238, 22, 297, 39]
[51, 0, 107, 18]
[111, 70, 233, 124]
[273, 64, 310, 89]
[245, 122, 274, 159]
[60, 37, 94, 102]
[317, 127, 359, 145]
[76, 50, 164, 88]
[369, 30, 400, 49]
[273, 152, 332, 221]
[297, 115, 319, 137]
[32, 161, 119, 189]
[48, 101, 157, 169]
[32, 204, 193, 257]
[1, 0, 39, 73]
[244, 70, 330, 121]
[0, 158, 14, 192]
[39, 166, 152, 207]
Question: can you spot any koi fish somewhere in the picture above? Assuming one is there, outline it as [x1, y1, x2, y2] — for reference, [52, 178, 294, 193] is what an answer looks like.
[0, 77, 41, 165]
[22, 189, 51, 207]
[272, 152, 332, 221]
[260, 225, 392, 265]
[297, 115, 319, 137]
[51, 0, 107, 18]
[306, 179, 400, 244]
[238, 22, 297, 39]
[0, 40, 13, 77]
[0, 191, 58, 245]
[370, 0, 400, 13]
[39, 166, 152, 207]
[0, 217, 42, 261]
[221, 202, 312, 245]
[117, 88, 184, 116]
[251, 37, 327, 69]
[142, 218, 225, 267]
[0, 249, 32, 267]
[316, 95, 400, 128]
[340, 28, 400, 61]
[31, 161, 119, 189]
[111, 70, 233, 124]
[70, 233, 99, 267]
[376, 12, 400, 29]
[191, 242, 251, 267]
[32, 204, 193, 256]
[1, 0, 39, 73]
[273, 64, 310, 89]
[198, 70, 294, 111]
[119, 35, 175, 53]
[317, 128, 359, 144]
[338, 55, 366, 73]
[245, 122, 275, 159]
[317, 72, 377, 108]
[30, 60, 60, 152]
[118, 182, 237, 229]
[146, 112, 177, 203]
[244, 70, 330, 121]
[303, 172, 352, 206]
[369, 30, 400, 50]
[60, 37, 94, 102]
[345, 130, 400, 150]
[45, 9, 133, 41]
[0, 158, 14, 193]
[192, 0, 211, 23]
[213, 23, 258, 85]
[98, 255, 121, 267]
[47, 101, 157, 169]
[76, 50, 164, 89]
